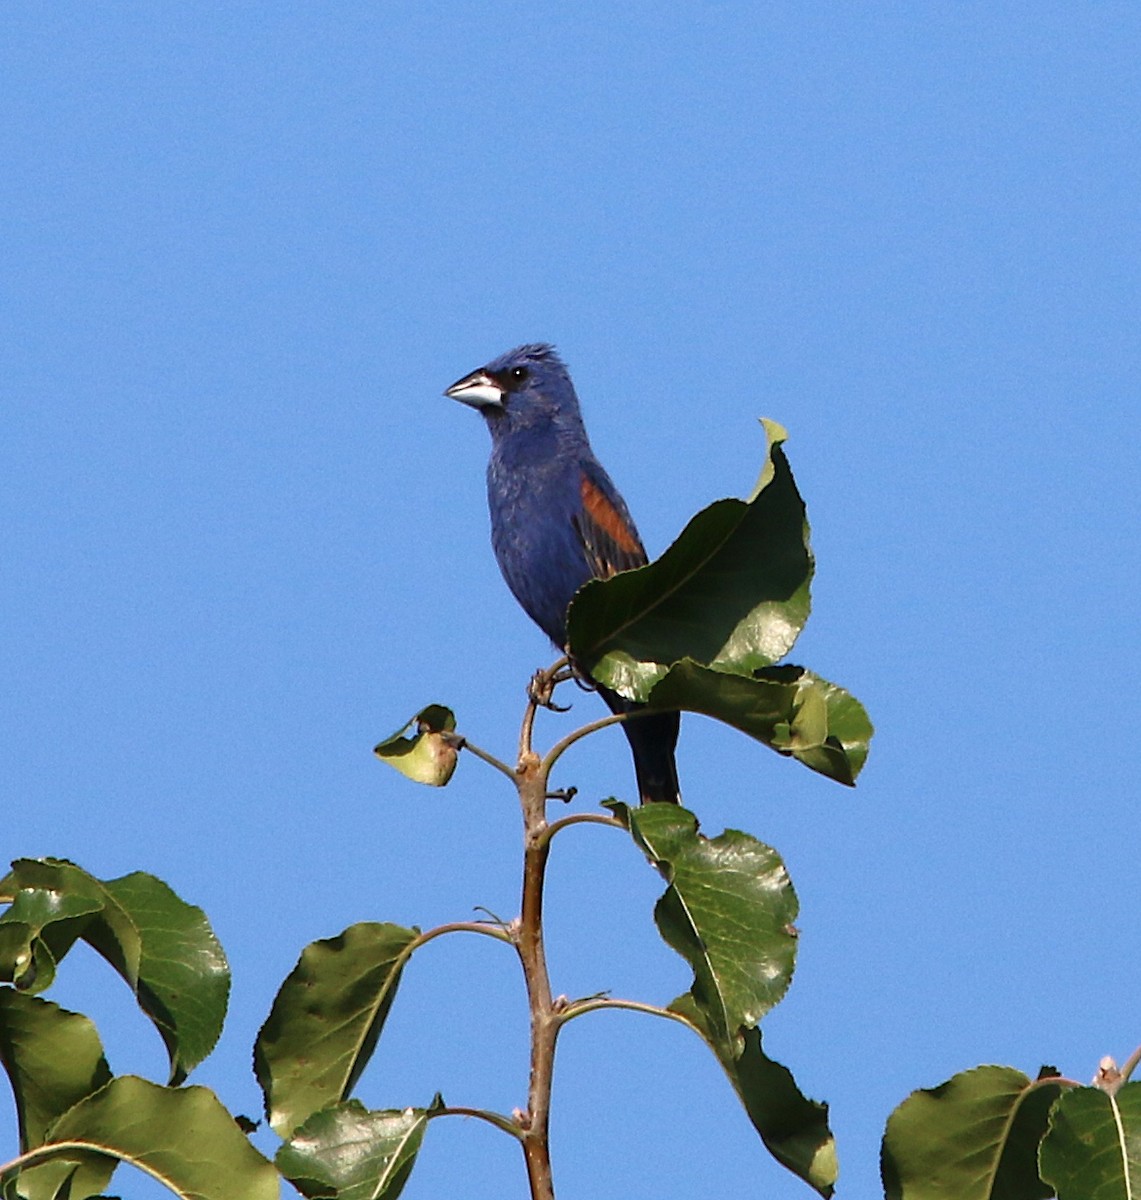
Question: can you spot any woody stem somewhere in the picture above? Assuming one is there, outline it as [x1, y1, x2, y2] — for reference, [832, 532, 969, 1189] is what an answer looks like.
[515, 678, 560, 1200]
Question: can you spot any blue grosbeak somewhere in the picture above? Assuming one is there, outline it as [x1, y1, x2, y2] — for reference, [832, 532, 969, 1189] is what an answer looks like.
[446, 343, 680, 804]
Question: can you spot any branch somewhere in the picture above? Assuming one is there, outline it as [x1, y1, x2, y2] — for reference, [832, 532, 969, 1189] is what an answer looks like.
[514, 742, 557, 1199]
[1120, 1043, 1141, 1084]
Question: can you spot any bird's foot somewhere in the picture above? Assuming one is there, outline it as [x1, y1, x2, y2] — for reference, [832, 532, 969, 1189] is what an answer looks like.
[527, 664, 574, 711]
[545, 786, 577, 804]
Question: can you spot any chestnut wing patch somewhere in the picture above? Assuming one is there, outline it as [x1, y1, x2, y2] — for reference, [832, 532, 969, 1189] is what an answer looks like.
[576, 472, 647, 580]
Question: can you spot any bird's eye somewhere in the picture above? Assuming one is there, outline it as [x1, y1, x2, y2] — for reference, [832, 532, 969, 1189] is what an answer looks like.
[509, 366, 530, 383]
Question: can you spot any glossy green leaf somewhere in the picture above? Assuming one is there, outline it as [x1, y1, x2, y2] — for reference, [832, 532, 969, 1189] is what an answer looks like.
[0, 862, 121, 994]
[671, 995, 836, 1197]
[1040, 1082, 1141, 1199]
[882, 1065, 1067, 1200]
[647, 661, 873, 785]
[0, 991, 111, 1148]
[624, 804, 798, 1045]
[373, 705, 458, 786]
[0, 991, 115, 1200]
[0, 861, 229, 1085]
[101, 872, 229, 1085]
[277, 1099, 439, 1200]
[4, 1153, 116, 1200]
[30, 1076, 279, 1200]
[0, 917, 62, 997]
[567, 420, 812, 701]
[255, 922, 419, 1137]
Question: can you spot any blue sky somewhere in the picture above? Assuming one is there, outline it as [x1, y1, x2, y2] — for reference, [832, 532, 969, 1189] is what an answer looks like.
[2, 4, 1138, 1197]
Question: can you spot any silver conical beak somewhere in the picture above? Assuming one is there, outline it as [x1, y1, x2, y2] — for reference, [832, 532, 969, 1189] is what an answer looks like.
[444, 369, 504, 410]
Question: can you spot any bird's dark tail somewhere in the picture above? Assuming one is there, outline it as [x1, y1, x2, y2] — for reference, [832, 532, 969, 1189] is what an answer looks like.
[597, 685, 681, 804]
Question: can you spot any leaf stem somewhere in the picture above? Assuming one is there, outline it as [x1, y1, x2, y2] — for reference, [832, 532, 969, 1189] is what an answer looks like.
[559, 995, 699, 1033]
[433, 1105, 524, 1140]
[445, 734, 516, 782]
[542, 713, 626, 775]
[541, 811, 623, 848]
[412, 921, 515, 950]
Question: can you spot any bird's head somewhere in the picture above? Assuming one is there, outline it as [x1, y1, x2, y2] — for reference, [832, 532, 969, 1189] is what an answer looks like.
[445, 344, 584, 437]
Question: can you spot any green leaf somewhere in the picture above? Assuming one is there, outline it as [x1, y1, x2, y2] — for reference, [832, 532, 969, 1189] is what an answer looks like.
[626, 804, 798, 1046]
[0, 991, 112, 1148]
[277, 1099, 438, 1200]
[0, 863, 115, 994]
[101, 873, 229, 1085]
[255, 922, 419, 1137]
[0, 861, 229, 1085]
[1040, 1081, 1141, 1199]
[0, 992, 115, 1200]
[647, 661, 873, 785]
[31, 1076, 278, 1200]
[5, 1153, 115, 1200]
[671, 995, 836, 1197]
[0, 916, 62, 996]
[373, 706, 458, 786]
[567, 420, 812, 701]
[882, 1065, 1067, 1200]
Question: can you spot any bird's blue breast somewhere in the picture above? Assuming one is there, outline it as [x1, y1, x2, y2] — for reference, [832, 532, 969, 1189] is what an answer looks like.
[485, 427, 592, 648]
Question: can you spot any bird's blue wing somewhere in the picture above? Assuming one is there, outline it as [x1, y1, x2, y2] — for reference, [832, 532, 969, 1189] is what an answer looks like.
[573, 461, 647, 581]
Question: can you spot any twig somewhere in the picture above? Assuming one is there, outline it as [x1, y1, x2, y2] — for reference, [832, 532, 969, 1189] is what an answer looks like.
[1120, 1044, 1141, 1084]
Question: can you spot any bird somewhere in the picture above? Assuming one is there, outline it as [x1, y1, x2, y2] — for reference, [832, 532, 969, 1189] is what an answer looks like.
[445, 343, 680, 804]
